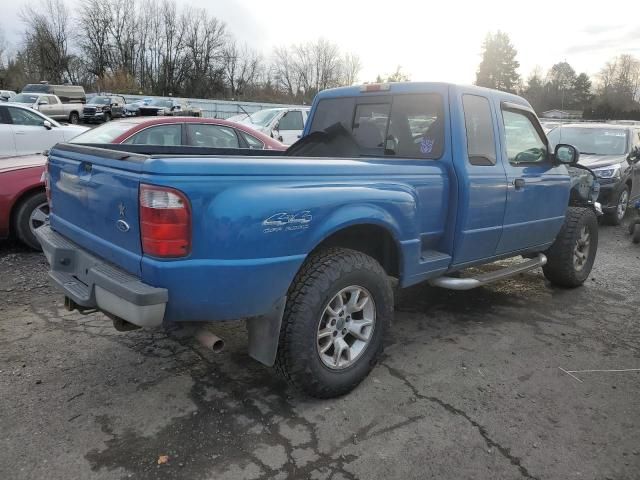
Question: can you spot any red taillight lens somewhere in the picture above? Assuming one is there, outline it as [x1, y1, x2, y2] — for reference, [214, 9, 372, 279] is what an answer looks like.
[139, 184, 191, 258]
[43, 160, 51, 207]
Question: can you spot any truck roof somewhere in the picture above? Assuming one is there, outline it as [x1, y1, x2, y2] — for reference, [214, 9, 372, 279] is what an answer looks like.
[315, 82, 530, 108]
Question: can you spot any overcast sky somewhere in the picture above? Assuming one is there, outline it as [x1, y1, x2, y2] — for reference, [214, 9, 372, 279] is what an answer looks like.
[2, 0, 640, 84]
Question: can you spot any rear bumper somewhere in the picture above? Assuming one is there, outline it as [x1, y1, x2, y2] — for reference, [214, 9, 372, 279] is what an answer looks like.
[36, 225, 168, 327]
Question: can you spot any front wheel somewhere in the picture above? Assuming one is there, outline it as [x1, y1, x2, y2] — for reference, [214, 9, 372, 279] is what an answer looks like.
[69, 112, 79, 124]
[276, 248, 393, 398]
[605, 187, 629, 225]
[543, 207, 598, 288]
[103, 112, 112, 122]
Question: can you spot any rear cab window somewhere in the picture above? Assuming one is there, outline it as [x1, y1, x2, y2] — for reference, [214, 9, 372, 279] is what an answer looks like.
[308, 93, 444, 159]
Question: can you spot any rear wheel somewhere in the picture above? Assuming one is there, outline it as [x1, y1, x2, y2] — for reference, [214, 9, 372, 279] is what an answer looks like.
[543, 207, 598, 288]
[605, 187, 629, 225]
[104, 112, 112, 122]
[276, 248, 393, 398]
[14, 191, 49, 250]
[633, 224, 640, 244]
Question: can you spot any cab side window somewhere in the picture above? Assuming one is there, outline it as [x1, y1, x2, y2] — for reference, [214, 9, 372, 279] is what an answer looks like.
[462, 95, 496, 166]
[502, 109, 547, 164]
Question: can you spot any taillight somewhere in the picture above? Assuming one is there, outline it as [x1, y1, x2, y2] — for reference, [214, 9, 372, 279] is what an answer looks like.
[43, 159, 51, 207]
[139, 184, 191, 258]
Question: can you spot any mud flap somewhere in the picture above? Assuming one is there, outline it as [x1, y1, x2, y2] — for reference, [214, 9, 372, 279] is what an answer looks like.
[246, 296, 286, 366]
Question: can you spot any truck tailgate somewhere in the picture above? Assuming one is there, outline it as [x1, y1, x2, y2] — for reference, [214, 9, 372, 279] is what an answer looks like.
[47, 144, 146, 276]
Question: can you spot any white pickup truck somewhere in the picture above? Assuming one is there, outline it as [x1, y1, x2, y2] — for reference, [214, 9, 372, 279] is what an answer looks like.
[11, 93, 83, 125]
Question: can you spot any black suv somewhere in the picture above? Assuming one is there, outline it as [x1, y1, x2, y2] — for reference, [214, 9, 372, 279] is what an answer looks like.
[548, 123, 640, 224]
[82, 94, 126, 123]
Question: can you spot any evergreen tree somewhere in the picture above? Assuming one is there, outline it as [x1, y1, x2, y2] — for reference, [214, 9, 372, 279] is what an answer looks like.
[475, 31, 520, 93]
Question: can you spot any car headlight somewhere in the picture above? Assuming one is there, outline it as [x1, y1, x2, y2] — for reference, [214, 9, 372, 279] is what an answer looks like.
[95, 106, 103, 112]
[592, 164, 621, 179]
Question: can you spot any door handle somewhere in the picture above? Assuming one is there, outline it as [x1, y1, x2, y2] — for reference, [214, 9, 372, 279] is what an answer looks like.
[513, 178, 526, 189]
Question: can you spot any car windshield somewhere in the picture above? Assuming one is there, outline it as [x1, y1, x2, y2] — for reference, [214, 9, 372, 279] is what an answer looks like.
[69, 122, 136, 144]
[245, 109, 282, 127]
[13, 94, 39, 103]
[148, 99, 172, 108]
[88, 97, 111, 105]
[548, 127, 628, 155]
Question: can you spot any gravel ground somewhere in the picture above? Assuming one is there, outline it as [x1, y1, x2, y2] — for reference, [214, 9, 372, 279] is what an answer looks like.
[1, 223, 639, 480]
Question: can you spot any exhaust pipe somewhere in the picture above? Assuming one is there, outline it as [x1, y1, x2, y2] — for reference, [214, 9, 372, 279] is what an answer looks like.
[196, 329, 225, 353]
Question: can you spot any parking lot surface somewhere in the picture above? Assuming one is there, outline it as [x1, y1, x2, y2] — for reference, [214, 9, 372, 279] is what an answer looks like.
[1, 225, 639, 480]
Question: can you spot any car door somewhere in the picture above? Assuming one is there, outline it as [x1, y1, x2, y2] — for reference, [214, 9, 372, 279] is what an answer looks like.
[7, 106, 64, 155]
[276, 110, 305, 145]
[0, 106, 18, 156]
[450, 89, 508, 266]
[48, 95, 63, 118]
[495, 102, 570, 254]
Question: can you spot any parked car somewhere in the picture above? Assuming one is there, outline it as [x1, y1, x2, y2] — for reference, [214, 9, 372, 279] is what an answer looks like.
[21, 83, 86, 104]
[69, 116, 286, 150]
[11, 93, 84, 124]
[138, 98, 201, 117]
[0, 90, 16, 102]
[0, 103, 88, 157]
[39, 82, 599, 398]
[234, 107, 310, 145]
[0, 154, 47, 249]
[81, 94, 127, 123]
[123, 98, 153, 117]
[548, 123, 640, 224]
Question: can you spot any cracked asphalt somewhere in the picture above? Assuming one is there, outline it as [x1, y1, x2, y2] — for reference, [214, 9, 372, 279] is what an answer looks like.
[1, 223, 639, 480]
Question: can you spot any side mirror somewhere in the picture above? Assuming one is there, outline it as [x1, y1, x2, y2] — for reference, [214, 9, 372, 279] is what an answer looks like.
[43, 120, 52, 130]
[554, 144, 579, 165]
[630, 146, 640, 163]
[273, 121, 280, 132]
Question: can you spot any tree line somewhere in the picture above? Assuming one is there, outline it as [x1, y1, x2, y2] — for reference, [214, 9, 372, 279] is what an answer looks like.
[476, 31, 640, 120]
[0, 0, 363, 104]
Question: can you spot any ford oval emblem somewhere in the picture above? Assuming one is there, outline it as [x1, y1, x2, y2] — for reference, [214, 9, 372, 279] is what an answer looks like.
[116, 219, 130, 232]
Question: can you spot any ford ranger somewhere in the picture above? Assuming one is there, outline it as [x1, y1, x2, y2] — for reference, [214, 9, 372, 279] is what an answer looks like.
[37, 82, 600, 398]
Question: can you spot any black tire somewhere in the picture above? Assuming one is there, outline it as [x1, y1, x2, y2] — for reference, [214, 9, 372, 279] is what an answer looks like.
[69, 112, 79, 125]
[104, 112, 112, 122]
[604, 186, 629, 225]
[14, 191, 48, 251]
[633, 225, 640, 244]
[543, 207, 598, 288]
[276, 248, 393, 398]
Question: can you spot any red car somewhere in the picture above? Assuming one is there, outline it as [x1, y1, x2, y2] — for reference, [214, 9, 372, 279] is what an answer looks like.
[0, 154, 48, 250]
[69, 116, 287, 150]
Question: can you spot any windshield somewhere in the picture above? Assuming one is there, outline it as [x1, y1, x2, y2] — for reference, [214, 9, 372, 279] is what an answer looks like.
[548, 127, 628, 155]
[88, 97, 111, 105]
[69, 122, 136, 144]
[148, 99, 172, 108]
[245, 109, 282, 127]
[13, 94, 39, 104]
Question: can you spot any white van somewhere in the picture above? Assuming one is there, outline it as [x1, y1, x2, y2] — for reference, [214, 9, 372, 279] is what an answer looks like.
[233, 107, 310, 145]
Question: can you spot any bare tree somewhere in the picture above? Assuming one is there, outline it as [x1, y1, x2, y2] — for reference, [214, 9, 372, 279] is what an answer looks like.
[21, 0, 74, 83]
[341, 52, 361, 86]
[77, 0, 113, 82]
[271, 45, 297, 97]
[223, 41, 261, 98]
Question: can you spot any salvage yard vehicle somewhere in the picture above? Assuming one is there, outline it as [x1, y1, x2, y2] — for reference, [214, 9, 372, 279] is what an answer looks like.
[0, 103, 88, 157]
[0, 154, 47, 250]
[21, 83, 86, 104]
[11, 93, 84, 124]
[0, 90, 16, 102]
[81, 94, 127, 123]
[232, 107, 311, 145]
[548, 123, 640, 225]
[37, 82, 600, 398]
[67, 116, 286, 150]
[138, 98, 201, 117]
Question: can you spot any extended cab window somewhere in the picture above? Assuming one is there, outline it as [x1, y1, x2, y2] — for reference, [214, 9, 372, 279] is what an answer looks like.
[502, 109, 547, 164]
[387, 94, 444, 159]
[462, 95, 496, 165]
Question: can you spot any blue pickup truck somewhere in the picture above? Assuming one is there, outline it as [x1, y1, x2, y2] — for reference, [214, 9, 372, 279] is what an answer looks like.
[37, 82, 599, 398]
